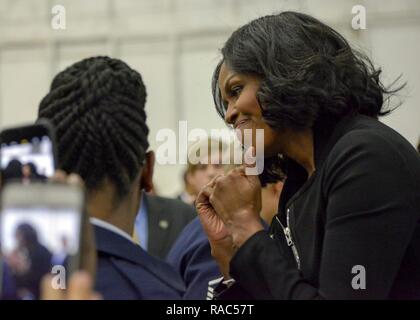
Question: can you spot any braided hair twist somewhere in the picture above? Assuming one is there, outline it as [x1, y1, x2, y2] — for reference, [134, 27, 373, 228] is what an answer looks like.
[38, 56, 149, 202]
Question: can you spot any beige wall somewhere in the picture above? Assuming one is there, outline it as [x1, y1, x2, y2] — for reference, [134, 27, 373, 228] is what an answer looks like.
[0, 0, 419, 196]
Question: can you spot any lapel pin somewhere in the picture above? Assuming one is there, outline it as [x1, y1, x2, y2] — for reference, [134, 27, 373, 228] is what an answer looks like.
[159, 220, 169, 229]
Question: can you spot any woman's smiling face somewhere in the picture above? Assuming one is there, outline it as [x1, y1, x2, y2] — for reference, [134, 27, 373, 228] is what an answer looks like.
[218, 62, 282, 158]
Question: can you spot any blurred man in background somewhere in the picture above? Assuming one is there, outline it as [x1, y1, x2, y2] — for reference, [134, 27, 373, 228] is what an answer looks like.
[177, 138, 228, 206]
[133, 193, 196, 260]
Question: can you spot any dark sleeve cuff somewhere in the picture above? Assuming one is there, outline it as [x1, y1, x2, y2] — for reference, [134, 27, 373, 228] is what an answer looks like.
[230, 230, 274, 271]
[212, 280, 254, 300]
[228, 230, 298, 299]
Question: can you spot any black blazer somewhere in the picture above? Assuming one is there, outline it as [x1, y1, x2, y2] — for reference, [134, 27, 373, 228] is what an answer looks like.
[217, 115, 420, 300]
[145, 194, 196, 260]
[93, 224, 185, 299]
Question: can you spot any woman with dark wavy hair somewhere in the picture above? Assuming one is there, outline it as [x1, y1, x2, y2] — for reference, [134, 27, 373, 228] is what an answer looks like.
[196, 12, 420, 299]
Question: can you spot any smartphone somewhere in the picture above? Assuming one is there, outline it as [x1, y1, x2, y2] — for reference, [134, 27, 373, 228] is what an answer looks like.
[0, 182, 85, 300]
[0, 121, 57, 185]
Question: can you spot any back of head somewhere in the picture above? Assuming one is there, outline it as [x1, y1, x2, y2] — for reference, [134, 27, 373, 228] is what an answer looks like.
[16, 223, 38, 246]
[38, 56, 149, 202]
[4, 159, 23, 180]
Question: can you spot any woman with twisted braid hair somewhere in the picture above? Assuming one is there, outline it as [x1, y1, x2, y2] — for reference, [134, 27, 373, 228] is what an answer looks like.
[38, 56, 185, 299]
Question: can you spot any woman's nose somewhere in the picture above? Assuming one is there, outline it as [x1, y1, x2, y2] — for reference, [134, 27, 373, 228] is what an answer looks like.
[225, 103, 238, 125]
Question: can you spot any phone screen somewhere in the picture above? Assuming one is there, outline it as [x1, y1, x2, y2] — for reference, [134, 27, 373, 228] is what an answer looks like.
[0, 135, 54, 183]
[0, 205, 81, 300]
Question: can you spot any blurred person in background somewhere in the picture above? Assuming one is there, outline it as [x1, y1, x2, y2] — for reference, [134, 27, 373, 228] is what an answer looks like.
[21, 163, 33, 184]
[177, 138, 227, 206]
[22, 162, 47, 183]
[51, 235, 70, 267]
[2, 159, 23, 182]
[133, 192, 196, 260]
[177, 170, 195, 205]
[7, 223, 52, 300]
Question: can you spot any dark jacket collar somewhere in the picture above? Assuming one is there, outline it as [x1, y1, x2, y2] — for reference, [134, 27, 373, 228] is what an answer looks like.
[93, 223, 185, 293]
[278, 114, 363, 218]
[312, 115, 358, 169]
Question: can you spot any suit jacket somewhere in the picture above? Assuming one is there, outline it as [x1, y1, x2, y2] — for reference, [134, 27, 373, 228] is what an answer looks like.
[145, 194, 196, 260]
[217, 115, 420, 300]
[166, 217, 221, 300]
[93, 224, 185, 300]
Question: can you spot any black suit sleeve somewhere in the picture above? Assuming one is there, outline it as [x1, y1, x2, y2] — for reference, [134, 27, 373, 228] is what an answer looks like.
[220, 131, 420, 299]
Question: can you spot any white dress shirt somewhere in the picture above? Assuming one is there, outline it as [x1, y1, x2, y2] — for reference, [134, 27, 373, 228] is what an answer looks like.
[90, 217, 135, 244]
